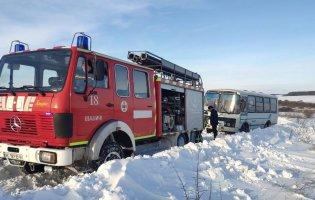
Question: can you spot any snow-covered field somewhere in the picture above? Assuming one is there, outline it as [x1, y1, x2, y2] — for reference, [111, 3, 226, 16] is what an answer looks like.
[279, 95, 315, 103]
[0, 117, 315, 200]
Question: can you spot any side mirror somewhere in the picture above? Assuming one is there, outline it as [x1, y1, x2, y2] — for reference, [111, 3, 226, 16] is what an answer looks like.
[94, 60, 106, 81]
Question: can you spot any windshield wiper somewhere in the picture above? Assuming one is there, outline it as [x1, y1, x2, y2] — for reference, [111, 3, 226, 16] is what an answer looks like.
[0, 86, 16, 96]
[17, 85, 46, 96]
[0, 86, 8, 90]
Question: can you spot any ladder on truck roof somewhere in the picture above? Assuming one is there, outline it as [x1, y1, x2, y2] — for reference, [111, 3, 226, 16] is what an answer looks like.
[127, 51, 203, 88]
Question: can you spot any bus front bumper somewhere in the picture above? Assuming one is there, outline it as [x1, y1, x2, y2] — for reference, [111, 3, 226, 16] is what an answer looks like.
[218, 125, 237, 133]
[0, 143, 74, 166]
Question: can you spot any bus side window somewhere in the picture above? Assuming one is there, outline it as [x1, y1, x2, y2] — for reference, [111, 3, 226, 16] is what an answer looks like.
[270, 98, 277, 113]
[240, 97, 247, 112]
[247, 96, 256, 112]
[264, 98, 271, 113]
[255, 97, 264, 113]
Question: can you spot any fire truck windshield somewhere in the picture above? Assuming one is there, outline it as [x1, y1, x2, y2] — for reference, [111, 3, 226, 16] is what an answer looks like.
[0, 49, 71, 93]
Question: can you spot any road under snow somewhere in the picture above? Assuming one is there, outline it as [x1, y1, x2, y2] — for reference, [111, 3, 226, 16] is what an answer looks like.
[0, 117, 315, 200]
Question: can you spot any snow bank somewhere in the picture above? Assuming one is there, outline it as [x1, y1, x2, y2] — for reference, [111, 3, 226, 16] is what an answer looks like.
[0, 117, 315, 200]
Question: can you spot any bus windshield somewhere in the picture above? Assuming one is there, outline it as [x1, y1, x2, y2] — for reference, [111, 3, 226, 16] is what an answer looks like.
[206, 91, 241, 114]
[218, 92, 240, 114]
[0, 49, 71, 93]
[205, 91, 220, 108]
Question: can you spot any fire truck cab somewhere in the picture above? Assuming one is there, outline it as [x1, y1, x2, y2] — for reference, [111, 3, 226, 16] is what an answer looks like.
[0, 33, 204, 173]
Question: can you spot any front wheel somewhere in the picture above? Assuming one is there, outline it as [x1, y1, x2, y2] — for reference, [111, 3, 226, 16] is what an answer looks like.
[94, 142, 124, 170]
[240, 123, 250, 133]
[177, 133, 187, 146]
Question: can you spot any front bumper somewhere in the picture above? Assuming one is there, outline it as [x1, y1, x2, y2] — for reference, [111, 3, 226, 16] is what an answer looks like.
[0, 143, 73, 166]
[218, 125, 236, 133]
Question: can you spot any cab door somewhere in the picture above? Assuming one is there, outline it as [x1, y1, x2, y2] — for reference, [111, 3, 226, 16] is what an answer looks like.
[70, 53, 114, 144]
[112, 64, 134, 133]
[132, 69, 155, 138]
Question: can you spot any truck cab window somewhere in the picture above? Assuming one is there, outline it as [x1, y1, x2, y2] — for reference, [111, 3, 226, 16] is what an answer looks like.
[86, 59, 95, 87]
[95, 60, 108, 88]
[13, 65, 35, 88]
[43, 69, 58, 87]
[73, 57, 86, 93]
[115, 65, 129, 96]
[134, 70, 149, 98]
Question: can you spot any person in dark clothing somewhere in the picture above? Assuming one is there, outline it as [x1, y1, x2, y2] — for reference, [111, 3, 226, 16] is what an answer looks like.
[208, 106, 219, 140]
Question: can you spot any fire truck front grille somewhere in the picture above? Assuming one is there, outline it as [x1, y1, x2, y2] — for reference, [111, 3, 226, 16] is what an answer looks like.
[1, 114, 54, 135]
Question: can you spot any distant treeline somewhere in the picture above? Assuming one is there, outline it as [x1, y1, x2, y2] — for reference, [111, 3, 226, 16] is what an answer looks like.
[279, 100, 315, 109]
[284, 91, 315, 96]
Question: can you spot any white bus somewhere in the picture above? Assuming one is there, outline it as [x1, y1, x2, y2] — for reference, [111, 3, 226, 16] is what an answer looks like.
[205, 89, 278, 133]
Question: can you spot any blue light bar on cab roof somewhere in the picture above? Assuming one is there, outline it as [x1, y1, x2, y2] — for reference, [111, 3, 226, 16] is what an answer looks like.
[9, 40, 29, 53]
[77, 35, 89, 50]
[71, 32, 92, 50]
[14, 44, 25, 52]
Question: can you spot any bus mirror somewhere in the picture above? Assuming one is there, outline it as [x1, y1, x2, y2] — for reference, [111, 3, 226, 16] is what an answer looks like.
[94, 60, 105, 81]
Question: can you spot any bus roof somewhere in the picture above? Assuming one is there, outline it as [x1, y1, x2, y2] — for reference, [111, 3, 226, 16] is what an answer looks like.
[206, 89, 277, 99]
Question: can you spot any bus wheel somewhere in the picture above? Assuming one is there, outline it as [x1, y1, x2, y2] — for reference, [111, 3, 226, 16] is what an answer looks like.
[98, 142, 124, 166]
[264, 121, 271, 128]
[240, 123, 250, 133]
[177, 133, 187, 146]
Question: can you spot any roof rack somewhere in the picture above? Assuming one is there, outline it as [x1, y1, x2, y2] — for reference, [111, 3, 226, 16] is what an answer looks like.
[127, 51, 202, 87]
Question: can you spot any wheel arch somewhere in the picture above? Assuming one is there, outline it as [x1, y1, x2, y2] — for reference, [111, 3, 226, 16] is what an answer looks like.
[87, 120, 135, 161]
[240, 121, 250, 132]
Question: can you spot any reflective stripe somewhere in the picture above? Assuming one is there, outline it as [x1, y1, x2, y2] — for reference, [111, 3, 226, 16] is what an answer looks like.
[133, 110, 153, 119]
[135, 134, 155, 140]
[69, 141, 89, 147]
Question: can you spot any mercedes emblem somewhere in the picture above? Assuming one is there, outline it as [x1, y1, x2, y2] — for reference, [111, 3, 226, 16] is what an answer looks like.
[10, 116, 22, 132]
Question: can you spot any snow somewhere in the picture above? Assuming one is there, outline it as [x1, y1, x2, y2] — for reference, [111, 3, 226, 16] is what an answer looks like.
[0, 117, 315, 200]
[279, 95, 315, 103]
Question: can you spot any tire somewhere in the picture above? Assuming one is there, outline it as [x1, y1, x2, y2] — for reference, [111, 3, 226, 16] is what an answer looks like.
[177, 133, 187, 146]
[195, 131, 203, 143]
[22, 163, 45, 174]
[240, 123, 250, 133]
[96, 142, 124, 169]
[264, 121, 271, 128]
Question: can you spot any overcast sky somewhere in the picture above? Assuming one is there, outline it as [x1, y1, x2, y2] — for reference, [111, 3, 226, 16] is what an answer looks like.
[0, 0, 314, 94]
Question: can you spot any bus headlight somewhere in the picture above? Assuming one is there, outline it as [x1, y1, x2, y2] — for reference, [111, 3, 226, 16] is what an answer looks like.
[224, 119, 236, 128]
[39, 151, 57, 164]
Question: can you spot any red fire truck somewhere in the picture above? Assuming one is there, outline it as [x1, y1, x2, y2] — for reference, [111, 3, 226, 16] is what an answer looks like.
[0, 33, 204, 173]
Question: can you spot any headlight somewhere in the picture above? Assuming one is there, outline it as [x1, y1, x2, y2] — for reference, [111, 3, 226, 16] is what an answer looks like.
[39, 151, 57, 164]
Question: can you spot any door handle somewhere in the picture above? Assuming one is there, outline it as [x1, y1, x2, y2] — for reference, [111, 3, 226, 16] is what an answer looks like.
[147, 105, 153, 108]
[106, 103, 114, 107]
